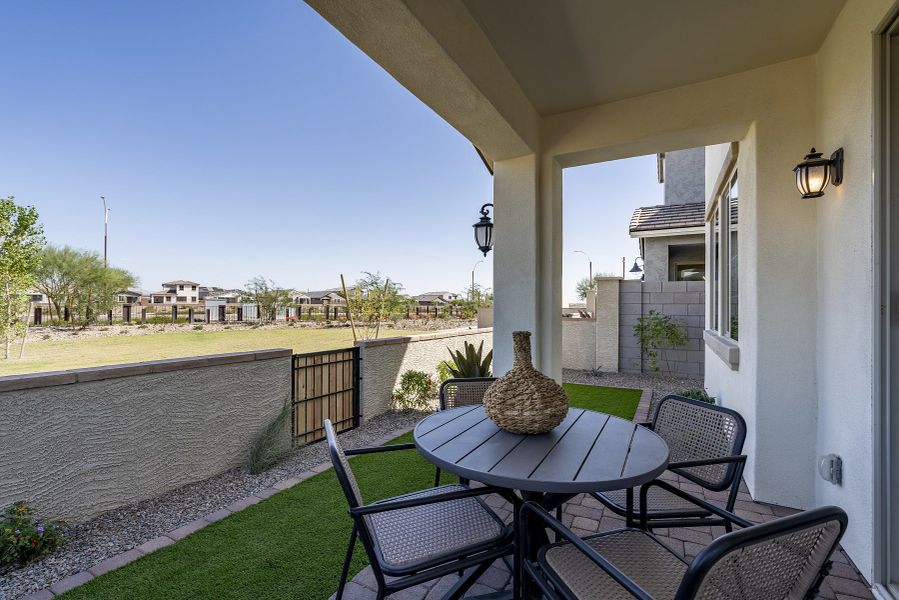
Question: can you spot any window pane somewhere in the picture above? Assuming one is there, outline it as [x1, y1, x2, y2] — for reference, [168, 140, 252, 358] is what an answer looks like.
[712, 210, 719, 331]
[729, 173, 739, 340]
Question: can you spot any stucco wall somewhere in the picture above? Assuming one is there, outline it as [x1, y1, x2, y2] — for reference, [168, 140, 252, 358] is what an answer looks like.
[664, 147, 705, 205]
[0, 350, 292, 522]
[641, 234, 705, 283]
[357, 329, 493, 418]
[562, 319, 595, 371]
[811, 0, 893, 582]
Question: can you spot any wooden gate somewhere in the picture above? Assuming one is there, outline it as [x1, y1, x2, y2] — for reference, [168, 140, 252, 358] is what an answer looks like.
[291, 347, 360, 444]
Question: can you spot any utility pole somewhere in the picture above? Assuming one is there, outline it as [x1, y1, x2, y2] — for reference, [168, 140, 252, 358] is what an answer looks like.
[622, 256, 625, 278]
[101, 196, 110, 266]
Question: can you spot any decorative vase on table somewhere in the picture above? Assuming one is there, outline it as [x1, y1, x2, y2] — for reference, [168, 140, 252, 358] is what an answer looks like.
[483, 331, 569, 434]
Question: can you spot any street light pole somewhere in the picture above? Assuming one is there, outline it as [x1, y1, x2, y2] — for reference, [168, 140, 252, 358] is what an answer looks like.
[101, 196, 109, 267]
[574, 250, 592, 282]
[471, 260, 484, 302]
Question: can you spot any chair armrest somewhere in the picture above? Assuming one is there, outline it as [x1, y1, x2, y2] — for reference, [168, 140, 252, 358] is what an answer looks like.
[344, 443, 416, 456]
[641, 480, 752, 529]
[350, 484, 510, 516]
[668, 455, 747, 470]
[520, 502, 655, 600]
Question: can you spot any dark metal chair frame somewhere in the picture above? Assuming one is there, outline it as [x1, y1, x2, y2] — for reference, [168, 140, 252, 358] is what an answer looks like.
[520, 482, 848, 600]
[433, 377, 497, 487]
[325, 419, 515, 600]
[593, 394, 748, 531]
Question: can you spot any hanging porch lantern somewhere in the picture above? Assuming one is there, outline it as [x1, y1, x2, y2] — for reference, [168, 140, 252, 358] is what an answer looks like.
[473, 203, 494, 256]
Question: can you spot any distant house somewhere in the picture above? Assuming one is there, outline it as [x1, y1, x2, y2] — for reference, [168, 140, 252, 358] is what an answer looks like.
[151, 280, 200, 305]
[415, 291, 459, 306]
[304, 289, 346, 305]
[627, 148, 735, 283]
[201, 287, 246, 304]
[292, 291, 311, 305]
[115, 290, 142, 304]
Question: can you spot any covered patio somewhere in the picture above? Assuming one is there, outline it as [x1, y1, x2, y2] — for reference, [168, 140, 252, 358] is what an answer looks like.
[305, 0, 899, 597]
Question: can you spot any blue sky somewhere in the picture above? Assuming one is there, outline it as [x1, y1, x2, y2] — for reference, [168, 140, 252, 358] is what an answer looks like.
[1, 0, 661, 300]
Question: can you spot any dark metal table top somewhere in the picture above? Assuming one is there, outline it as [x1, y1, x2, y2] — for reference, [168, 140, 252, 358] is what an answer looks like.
[414, 405, 669, 494]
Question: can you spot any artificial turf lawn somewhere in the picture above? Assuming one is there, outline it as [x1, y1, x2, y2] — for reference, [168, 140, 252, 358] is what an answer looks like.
[562, 382, 642, 420]
[59, 385, 641, 600]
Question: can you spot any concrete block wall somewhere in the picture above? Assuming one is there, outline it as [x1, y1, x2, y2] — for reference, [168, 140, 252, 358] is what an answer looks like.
[619, 280, 705, 376]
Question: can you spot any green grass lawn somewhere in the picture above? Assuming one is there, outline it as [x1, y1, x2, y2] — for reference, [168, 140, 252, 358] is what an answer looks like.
[0, 328, 430, 376]
[59, 385, 640, 600]
[563, 382, 642, 420]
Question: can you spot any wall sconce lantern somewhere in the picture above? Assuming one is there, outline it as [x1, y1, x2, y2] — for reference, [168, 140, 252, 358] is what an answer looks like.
[629, 258, 644, 274]
[473, 203, 494, 256]
[793, 147, 844, 199]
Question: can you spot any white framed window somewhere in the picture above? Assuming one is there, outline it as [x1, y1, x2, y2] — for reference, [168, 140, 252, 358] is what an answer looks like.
[706, 169, 738, 341]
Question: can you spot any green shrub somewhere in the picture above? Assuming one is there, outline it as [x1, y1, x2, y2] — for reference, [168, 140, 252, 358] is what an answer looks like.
[446, 341, 492, 378]
[633, 310, 688, 374]
[192, 325, 203, 331]
[392, 370, 436, 410]
[0, 501, 66, 565]
[679, 388, 716, 404]
[436, 360, 455, 386]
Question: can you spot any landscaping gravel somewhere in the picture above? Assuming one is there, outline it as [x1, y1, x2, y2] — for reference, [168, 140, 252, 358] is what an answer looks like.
[0, 410, 427, 600]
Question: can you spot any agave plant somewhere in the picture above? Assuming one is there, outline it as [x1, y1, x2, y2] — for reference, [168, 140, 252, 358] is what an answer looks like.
[446, 341, 493, 378]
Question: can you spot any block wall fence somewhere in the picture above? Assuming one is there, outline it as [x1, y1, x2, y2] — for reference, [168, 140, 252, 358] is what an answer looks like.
[562, 278, 705, 377]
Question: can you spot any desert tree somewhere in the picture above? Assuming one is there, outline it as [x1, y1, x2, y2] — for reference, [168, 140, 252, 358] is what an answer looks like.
[245, 277, 292, 321]
[341, 272, 404, 340]
[0, 196, 44, 359]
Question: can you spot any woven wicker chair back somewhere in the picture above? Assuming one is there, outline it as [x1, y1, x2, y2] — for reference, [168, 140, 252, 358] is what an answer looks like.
[325, 419, 364, 507]
[652, 396, 746, 491]
[686, 513, 845, 600]
[439, 378, 497, 410]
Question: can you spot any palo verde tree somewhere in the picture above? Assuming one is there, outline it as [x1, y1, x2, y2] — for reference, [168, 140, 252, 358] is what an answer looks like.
[245, 276, 292, 321]
[575, 273, 617, 301]
[342, 272, 405, 340]
[0, 196, 45, 359]
[68, 252, 135, 327]
[33, 245, 82, 321]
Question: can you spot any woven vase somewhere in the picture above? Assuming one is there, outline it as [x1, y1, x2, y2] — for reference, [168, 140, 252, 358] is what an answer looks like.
[483, 331, 569, 434]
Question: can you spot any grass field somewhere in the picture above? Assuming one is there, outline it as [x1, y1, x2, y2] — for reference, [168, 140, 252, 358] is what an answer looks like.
[58, 385, 641, 600]
[0, 328, 430, 376]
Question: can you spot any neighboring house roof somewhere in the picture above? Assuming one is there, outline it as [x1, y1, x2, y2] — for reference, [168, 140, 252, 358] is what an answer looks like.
[162, 280, 199, 286]
[629, 200, 738, 235]
[150, 290, 176, 296]
[305, 289, 343, 299]
[117, 290, 142, 297]
[416, 292, 453, 303]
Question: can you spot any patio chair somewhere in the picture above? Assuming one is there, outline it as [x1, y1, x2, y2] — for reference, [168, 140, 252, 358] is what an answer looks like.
[593, 394, 747, 531]
[520, 482, 848, 600]
[324, 419, 515, 600]
[433, 377, 496, 487]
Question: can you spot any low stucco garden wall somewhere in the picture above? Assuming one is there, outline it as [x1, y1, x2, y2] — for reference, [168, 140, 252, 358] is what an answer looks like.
[357, 328, 492, 418]
[0, 349, 292, 522]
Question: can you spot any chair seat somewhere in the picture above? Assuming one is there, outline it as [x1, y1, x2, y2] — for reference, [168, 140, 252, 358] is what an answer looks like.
[366, 484, 507, 573]
[598, 484, 709, 518]
[540, 529, 689, 600]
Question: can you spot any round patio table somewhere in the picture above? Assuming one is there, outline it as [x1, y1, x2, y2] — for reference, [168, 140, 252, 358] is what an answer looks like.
[413, 404, 670, 599]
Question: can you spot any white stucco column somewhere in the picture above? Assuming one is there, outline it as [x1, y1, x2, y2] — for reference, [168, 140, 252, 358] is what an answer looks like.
[493, 154, 540, 375]
[492, 154, 563, 379]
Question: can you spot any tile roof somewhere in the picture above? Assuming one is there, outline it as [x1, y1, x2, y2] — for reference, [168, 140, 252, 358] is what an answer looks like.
[629, 200, 738, 234]
[162, 280, 199, 286]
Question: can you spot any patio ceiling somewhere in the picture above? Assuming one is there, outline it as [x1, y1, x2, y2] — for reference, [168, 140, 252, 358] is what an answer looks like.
[463, 0, 847, 115]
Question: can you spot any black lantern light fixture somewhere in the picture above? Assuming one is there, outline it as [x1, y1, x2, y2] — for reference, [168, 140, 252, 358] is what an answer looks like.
[793, 147, 844, 199]
[473, 203, 494, 256]
[629, 257, 643, 274]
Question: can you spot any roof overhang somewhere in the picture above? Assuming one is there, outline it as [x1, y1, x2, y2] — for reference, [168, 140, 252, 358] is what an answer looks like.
[629, 226, 706, 239]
